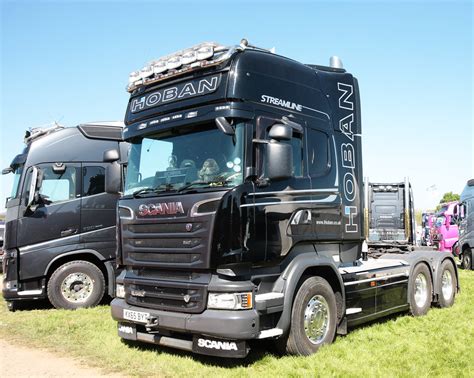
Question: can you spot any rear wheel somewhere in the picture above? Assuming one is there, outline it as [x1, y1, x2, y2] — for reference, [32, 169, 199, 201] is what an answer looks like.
[438, 260, 456, 308]
[461, 249, 472, 270]
[282, 276, 337, 356]
[409, 264, 432, 316]
[47, 260, 105, 309]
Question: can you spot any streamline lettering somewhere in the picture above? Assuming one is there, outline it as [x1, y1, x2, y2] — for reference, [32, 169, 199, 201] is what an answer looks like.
[261, 95, 302, 112]
[130, 75, 220, 113]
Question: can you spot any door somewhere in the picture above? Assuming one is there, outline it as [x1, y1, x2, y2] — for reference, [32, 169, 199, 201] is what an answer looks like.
[17, 163, 81, 248]
[249, 115, 311, 261]
[80, 164, 119, 259]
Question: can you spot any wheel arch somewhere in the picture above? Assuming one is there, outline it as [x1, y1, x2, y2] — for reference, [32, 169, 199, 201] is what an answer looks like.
[275, 251, 344, 335]
[44, 250, 114, 296]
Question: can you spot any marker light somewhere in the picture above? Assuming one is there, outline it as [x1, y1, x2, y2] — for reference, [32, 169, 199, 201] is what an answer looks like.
[140, 66, 154, 79]
[152, 60, 167, 74]
[166, 56, 182, 70]
[128, 71, 141, 85]
[196, 44, 214, 60]
[182, 50, 197, 64]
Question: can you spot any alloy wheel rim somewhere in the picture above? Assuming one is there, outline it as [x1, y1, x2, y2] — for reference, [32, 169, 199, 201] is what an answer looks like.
[304, 294, 330, 344]
[414, 273, 428, 308]
[60, 272, 94, 303]
[441, 270, 453, 300]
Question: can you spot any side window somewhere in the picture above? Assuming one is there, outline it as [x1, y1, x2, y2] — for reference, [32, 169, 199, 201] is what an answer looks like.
[307, 129, 330, 177]
[83, 166, 105, 196]
[39, 166, 77, 204]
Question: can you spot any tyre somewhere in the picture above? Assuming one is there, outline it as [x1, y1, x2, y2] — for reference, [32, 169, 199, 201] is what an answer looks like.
[409, 264, 432, 316]
[6, 300, 21, 312]
[282, 276, 337, 356]
[47, 260, 105, 309]
[461, 249, 472, 270]
[438, 260, 457, 308]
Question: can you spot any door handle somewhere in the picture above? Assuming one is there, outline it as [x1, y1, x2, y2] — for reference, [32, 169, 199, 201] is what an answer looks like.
[61, 228, 78, 237]
[291, 210, 312, 225]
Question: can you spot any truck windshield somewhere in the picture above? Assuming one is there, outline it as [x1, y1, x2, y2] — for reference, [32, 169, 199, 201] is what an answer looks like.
[124, 122, 245, 196]
[10, 166, 24, 198]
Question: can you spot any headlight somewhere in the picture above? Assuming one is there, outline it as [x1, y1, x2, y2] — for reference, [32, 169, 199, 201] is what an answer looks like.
[207, 292, 252, 310]
[116, 284, 125, 299]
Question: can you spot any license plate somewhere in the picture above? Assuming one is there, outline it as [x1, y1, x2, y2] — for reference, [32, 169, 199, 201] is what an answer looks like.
[123, 309, 150, 323]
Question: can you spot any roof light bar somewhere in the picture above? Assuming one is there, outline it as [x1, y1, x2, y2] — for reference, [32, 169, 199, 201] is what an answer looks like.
[126, 42, 238, 92]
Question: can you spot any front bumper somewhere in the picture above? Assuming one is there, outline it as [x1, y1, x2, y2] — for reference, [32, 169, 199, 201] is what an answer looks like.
[111, 298, 260, 357]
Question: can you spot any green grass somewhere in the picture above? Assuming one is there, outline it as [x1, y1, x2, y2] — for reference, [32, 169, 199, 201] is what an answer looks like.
[1, 271, 473, 377]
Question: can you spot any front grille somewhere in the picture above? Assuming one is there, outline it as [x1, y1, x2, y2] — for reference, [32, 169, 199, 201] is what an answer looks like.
[124, 278, 207, 313]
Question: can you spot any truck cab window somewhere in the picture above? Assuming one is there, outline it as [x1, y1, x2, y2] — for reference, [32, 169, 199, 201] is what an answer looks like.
[290, 134, 303, 177]
[39, 166, 77, 203]
[83, 166, 105, 196]
[307, 129, 330, 177]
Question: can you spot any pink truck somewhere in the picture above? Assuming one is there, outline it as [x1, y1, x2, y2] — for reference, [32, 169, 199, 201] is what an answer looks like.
[431, 202, 459, 252]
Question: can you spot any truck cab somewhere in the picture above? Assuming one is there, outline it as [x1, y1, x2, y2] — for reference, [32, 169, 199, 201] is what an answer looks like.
[455, 179, 474, 269]
[431, 201, 459, 253]
[2, 122, 128, 310]
[365, 179, 416, 249]
[111, 40, 458, 357]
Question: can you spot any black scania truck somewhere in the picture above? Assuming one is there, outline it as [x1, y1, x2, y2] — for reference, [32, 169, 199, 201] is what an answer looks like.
[2, 122, 128, 310]
[110, 40, 458, 357]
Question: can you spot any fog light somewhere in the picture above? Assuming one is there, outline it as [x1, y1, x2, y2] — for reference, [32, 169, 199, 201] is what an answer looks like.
[116, 284, 125, 299]
[208, 292, 252, 310]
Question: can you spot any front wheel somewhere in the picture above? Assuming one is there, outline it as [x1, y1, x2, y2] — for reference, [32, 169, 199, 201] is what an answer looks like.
[438, 260, 457, 308]
[282, 276, 337, 356]
[461, 250, 472, 270]
[409, 264, 433, 316]
[47, 260, 105, 309]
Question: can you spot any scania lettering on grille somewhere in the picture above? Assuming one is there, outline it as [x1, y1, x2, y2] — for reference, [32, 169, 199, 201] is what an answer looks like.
[138, 202, 185, 216]
[130, 75, 220, 113]
[197, 338, 238, 351]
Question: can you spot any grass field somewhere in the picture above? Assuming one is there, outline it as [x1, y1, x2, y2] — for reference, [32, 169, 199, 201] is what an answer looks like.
[1, 270, 473, 377]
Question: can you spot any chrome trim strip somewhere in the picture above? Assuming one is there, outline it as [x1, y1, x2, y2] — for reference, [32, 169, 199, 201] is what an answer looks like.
[119, 205, 134, 220]
[249, 188, 339, 197]
[190, 198, 219, 217]
[240, 196, 338, 208]
[19, 226, 116, 252]
[18, 289, 43, 296]
[343, 272, 409, 286]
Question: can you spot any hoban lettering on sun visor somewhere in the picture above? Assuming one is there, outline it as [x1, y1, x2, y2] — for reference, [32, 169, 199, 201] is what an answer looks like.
[130, 75, 221, 113]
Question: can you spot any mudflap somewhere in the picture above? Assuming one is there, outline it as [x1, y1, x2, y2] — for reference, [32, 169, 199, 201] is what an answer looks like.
[192, 335, 249, 358]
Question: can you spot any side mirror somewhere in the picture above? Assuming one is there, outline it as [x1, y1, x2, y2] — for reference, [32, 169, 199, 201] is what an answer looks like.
[103, 149, 120, 163]
[25, 166, 43, 214]
[445, 215, 451, 227]
[265, 142, 293, 180]
[105, 162, 121, 194]
[268, 124, 292, 141]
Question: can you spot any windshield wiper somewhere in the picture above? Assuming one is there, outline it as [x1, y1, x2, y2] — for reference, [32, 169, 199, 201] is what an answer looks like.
[178, 179, 231, 193]
[132, 184, 175, 198]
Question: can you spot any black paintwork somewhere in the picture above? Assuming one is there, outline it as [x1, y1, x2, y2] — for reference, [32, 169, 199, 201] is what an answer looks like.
[112, 46, 457, 355]
[2, 125, 128, 301]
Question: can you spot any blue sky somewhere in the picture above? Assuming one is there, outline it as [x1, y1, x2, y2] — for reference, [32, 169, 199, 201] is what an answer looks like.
[0, 0, 472, 211]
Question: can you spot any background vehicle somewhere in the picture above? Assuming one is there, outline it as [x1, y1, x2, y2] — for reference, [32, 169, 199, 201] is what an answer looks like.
[110, 40, 458, 358]
[454, 179, 474, 269]
[431, 202, 459, 253]
[0, 218, 5, 272]
[421, 212, 435, 246]
[365, 179, 416, 250]
[2, 122, 128, 310]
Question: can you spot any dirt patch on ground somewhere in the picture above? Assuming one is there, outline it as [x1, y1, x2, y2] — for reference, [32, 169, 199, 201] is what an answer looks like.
[0, 339, 124, 377]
